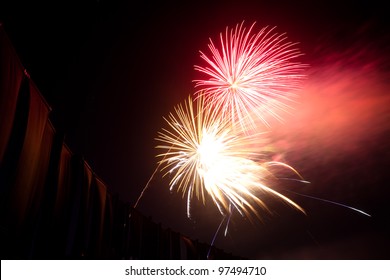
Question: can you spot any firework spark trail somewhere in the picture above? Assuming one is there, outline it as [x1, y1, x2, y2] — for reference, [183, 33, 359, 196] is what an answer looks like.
[207, 210, 229, 259]
[155, 95, 305, 220]
[194, 21, 307, 132]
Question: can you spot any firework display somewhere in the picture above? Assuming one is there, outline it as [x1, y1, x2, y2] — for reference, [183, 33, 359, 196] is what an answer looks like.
[143, 21, 309, 224]
[1, 4, 384, 263]
[152, 21, 307, 221]
[155, 95, 305, 219]
[194, 21, 307, 131]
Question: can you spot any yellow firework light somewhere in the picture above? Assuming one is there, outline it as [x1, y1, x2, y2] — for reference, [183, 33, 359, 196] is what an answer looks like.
[156, 95, 305, 219]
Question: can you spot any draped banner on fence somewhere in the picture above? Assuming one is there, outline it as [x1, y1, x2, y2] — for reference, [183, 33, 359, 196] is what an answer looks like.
[0, 24, 241, 260]
[7, 79, 52, 230]
[0, 24, 25, 164]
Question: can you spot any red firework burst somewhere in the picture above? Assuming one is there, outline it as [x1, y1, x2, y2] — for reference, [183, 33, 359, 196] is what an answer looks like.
[194, 21, 308, 131]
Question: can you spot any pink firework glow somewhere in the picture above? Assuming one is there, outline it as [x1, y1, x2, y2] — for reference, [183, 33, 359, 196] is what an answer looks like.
[194, 21, 308, 131]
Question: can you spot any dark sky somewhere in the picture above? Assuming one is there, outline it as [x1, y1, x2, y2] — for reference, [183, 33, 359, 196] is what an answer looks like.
[1, 0, 389, 259]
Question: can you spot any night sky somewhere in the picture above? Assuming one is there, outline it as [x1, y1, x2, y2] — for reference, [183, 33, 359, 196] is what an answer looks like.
[1, 0, 389, 259]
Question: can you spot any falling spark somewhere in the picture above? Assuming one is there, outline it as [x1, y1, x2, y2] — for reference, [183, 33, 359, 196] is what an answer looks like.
[155, 95, 305, 220]
[194, 21, 307, 131]
[285, 190, 371, 217]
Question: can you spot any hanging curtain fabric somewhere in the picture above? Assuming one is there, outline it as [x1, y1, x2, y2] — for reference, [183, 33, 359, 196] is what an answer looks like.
[30, 125, 64, 258]
[171, 230, 181, 259]
[0, 75, 29, 217]
[52, 152, 94, 258]
[26, 117, 55, 225]
[128, 206, 143, 259]
[4, 78, 51, 230]
[22, 119, 56, 258]
[111, 195, 129, 258]
[83, 175, 107, 257]
[0, 24, 25, 164]
[50, 143, 73, 257]
[102, 191, 114, 258]
[66, 156, 93, 258]
[0, 78, 52, 258]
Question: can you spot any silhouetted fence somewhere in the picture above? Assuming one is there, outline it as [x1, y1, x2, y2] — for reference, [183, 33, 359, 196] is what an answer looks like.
[0, 24, 242, 260]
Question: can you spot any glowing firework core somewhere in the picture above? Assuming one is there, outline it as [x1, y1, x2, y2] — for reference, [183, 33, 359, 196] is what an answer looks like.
[197, 128, 224, 172]
[156, 96, 305, 219]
